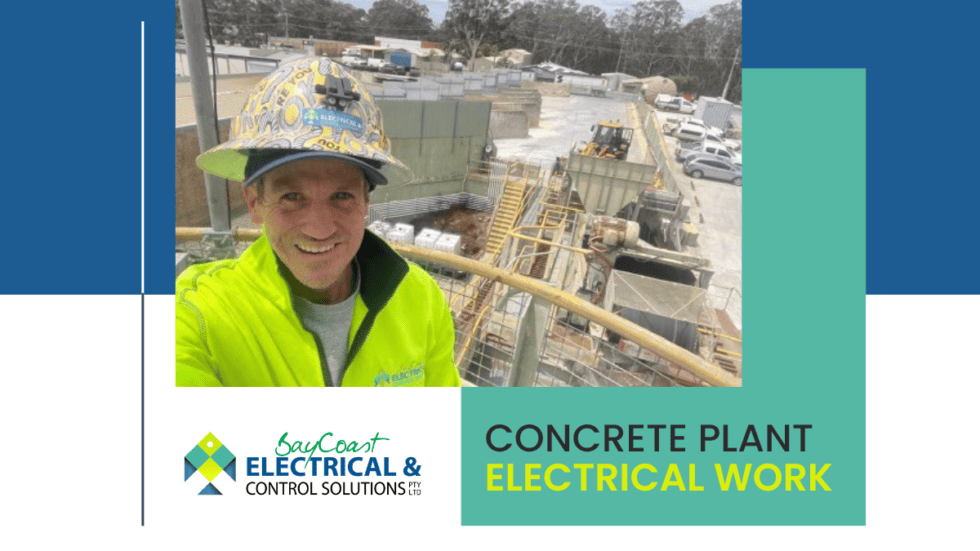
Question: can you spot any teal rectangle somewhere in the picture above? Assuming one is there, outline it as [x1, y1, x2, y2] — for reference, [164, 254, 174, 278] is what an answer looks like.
[461, 69, 866, 525]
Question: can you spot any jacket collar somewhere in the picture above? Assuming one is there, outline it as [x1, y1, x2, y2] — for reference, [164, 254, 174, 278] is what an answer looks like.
[353, 230, 409, 312]
[261, 229, 408, 314]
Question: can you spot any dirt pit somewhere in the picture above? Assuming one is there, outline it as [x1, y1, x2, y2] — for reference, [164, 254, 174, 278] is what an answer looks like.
[407, 206, 493, 258]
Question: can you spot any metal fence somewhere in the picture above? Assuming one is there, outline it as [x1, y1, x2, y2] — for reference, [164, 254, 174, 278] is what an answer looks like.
[378, 70, 524, 101]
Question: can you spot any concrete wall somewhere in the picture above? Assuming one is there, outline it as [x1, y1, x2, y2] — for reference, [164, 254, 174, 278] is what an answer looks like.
[527, 81, 571, 97]
[490, 109, 529, 138]
[498, 100, 539, 128]
[415, 60, 450, 72]
[497, 89, 542, 127]
[175, 119, 247, 227]
[376, 100, 493, 201]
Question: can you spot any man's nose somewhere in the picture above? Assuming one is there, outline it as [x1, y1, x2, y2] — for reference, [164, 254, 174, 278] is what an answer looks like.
[301, 201, 339, 239]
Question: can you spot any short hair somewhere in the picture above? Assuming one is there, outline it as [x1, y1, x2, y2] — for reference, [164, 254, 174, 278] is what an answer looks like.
[252, 174, 371, 203]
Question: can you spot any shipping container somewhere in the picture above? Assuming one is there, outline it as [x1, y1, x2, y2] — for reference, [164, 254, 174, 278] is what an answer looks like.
[694, 96, 735, 131]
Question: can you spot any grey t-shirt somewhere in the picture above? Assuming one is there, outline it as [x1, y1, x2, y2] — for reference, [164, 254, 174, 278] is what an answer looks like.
[292, 265, 360, 387]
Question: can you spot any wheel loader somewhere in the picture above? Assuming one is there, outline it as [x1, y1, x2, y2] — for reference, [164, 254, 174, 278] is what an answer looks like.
[579, 121, 633, 160]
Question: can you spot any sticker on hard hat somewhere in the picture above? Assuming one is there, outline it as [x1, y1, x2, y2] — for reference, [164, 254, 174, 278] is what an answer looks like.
[301, 108, 364, 133]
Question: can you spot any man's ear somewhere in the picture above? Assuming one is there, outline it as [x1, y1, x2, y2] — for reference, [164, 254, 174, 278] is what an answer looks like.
[242, 185, 264, 226]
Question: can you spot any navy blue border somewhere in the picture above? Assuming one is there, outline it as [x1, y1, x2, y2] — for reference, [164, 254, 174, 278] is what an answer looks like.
[744, 3, 980, 293]
[2, 5, 146, 294]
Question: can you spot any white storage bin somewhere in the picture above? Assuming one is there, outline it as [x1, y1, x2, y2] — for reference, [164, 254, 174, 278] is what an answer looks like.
[385, 223, 415, 245]
[434, 233, 462, 255]
[366, 220, 390, 238]
[415, 228, 442, 249]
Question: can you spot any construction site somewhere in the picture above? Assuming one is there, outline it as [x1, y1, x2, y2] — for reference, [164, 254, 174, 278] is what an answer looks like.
[176, 45, 743, 389]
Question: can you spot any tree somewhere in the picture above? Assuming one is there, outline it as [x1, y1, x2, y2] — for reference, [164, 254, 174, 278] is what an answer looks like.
[442, 0, 512, 67]
[499, 1, 539, 56]
[367, 0, 433, 39]
[284, 0, 370, 43]
[612, 0, 684, 77]
[676, 0, 741, 100]
[497, 0, 617, 74]
[564, 5, 617, 73]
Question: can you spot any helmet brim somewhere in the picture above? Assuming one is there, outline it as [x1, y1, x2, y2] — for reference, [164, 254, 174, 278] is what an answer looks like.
[241, 149, 388, 190]
[197, 147, 414, 189]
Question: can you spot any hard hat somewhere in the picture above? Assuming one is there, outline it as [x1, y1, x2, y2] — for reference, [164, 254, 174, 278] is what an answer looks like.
[196, 57, 411, 190]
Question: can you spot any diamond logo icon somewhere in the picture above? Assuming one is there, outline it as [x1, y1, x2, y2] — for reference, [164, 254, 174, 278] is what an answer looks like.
[184, 433, 236, 495]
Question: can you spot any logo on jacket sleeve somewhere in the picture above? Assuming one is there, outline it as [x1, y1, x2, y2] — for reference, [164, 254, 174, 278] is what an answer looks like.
[374, 364, 425, 387]
[185, 432, 236, 495]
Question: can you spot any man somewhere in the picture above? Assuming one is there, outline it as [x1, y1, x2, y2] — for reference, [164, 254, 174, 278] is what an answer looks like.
[176, 57, 460, 387]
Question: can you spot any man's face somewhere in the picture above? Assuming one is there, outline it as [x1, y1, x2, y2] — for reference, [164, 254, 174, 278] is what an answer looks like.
[243, 158, 369, 302]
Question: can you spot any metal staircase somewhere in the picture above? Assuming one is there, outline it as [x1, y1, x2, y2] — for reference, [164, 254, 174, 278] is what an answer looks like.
[484, 177, 527, 257]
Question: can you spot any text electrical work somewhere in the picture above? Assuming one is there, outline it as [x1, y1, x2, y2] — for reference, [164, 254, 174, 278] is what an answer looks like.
[484, 423, 831, 493]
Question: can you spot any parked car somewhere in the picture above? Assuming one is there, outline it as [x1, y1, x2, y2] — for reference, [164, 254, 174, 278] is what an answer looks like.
[344, 57, 368, 69]
[654, 94, 675, 109]
[675, 142, 741, 166]
[379, 63, 403, 74]
[661, 97, 696, 114]
[705, 127, 741, 152]
[679, 117, 709, 131]
[673, 122, 707, 141]
[684, 155, 742, 186]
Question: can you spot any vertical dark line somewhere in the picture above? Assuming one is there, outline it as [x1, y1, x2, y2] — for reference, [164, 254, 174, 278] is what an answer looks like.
[141, 293, 145, 526]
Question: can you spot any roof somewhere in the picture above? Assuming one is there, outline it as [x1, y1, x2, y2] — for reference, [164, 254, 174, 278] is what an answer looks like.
[530, 61, 589, 75]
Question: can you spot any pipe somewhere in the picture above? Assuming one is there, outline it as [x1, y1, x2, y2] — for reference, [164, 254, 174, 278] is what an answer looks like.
[698, 327, 743, 343]
[178, 0, 230, 231]
[176, 227, 261, 240]
[503, 232, 591, 255]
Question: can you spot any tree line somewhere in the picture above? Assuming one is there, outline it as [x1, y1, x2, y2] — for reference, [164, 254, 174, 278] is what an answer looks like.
[177, 0, 741, 101]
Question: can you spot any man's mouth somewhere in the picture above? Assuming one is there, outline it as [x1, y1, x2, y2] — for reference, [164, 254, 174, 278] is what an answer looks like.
[295, 243, 337, 254]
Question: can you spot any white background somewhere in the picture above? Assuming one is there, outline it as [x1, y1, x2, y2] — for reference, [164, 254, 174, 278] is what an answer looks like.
[0, 295, 974, 548]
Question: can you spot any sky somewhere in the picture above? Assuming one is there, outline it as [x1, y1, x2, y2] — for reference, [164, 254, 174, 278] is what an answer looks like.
[344, 0, 734, 25]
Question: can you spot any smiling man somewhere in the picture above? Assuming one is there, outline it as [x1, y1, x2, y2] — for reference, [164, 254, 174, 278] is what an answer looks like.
[176, 58, 460, 387]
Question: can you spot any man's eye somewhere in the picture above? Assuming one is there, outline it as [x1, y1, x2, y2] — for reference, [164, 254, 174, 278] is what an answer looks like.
[281, 192, 301, 201]
[334, 192, 354, 200]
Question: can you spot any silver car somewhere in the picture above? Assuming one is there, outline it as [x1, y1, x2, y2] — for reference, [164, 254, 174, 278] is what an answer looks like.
[676, 142, 740, 166]
[684, 155, 742, 186]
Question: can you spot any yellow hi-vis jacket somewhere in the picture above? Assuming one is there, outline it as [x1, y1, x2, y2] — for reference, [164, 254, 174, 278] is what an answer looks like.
[176, 231, 460, 387]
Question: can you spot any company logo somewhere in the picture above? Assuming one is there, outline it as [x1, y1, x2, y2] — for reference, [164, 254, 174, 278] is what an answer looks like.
[302, 107, 364, 133]
[184, 432, 236, 495]
[373, 365, 425, 387]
